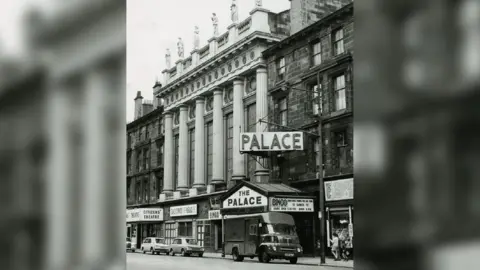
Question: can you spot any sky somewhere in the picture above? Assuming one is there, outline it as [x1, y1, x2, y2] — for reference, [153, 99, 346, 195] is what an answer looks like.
[126, 0, 290, 122]
[0, 0, 291, 122]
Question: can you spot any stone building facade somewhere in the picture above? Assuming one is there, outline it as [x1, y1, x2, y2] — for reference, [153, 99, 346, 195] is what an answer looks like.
[153, 4, 291, 252]
[262, 3, 354, 254]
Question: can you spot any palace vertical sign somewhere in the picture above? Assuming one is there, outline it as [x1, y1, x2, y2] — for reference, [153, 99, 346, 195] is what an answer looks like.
[240, 132, 304, 152]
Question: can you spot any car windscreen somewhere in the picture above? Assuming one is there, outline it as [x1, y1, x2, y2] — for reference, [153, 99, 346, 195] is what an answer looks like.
[185, 239, 197, 245]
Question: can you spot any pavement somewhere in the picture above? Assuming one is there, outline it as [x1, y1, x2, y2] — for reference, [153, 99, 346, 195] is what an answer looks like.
[127, 249, 353, 269]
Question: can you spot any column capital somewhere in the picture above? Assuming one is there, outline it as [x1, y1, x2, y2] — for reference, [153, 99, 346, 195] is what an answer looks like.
[256, 65, 267, 73]
[213, 88, 223, 95]
[233, 77, 244, 85]
[178, 104, 189, 111]
[194, 95, 206, 103]
[163, 111, 173, 117]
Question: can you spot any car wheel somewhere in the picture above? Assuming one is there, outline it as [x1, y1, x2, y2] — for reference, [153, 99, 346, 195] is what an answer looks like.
[181, 249, 186, 257]
[289, 257, 298, 264]
[170, 249, 175, 256]
[150, 248, 154, 255]
[142, 248, 146, 254]
[199, 253, 203, 257]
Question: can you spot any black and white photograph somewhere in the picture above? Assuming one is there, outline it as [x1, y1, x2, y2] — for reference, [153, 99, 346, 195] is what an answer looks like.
[0, 1, 479, 270]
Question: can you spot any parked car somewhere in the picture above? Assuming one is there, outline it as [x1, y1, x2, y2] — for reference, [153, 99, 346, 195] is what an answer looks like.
[168, 237, 204, 257]
[126, 237, 136, 253]
[141, 237, 169, 255]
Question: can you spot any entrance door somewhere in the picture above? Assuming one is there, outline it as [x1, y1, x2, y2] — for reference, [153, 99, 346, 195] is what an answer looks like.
[244, 219, 258, 255]
[216, 223, 222, 251]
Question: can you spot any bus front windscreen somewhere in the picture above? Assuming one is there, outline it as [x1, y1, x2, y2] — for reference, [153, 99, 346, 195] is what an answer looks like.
[266, 223, 297, 236]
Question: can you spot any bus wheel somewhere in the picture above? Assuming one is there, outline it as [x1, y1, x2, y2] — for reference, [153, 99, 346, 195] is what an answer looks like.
[260, 250, 270, 263]
[232, 248, 243, 262]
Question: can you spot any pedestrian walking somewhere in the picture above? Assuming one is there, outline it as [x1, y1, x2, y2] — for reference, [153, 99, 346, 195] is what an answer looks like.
[330, 233, 340, 261]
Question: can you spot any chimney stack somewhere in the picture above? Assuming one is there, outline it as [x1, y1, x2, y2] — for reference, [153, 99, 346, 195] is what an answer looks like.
[134, 91, 144, 119]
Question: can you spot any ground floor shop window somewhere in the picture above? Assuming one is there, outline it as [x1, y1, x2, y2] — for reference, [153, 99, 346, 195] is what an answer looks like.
[178, 222, 193, 237]
[196, 220, 212, 249]
[153, 224, 164, 238]
[327, 206, 353, 248]
[165, 223, 177, 245]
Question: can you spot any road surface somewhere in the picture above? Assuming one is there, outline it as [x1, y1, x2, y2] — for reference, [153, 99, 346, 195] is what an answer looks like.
[127, 252, 352, 270]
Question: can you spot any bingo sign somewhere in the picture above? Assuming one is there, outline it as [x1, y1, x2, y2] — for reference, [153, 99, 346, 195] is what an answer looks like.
[223, 186, 268, 209]
[170, 204, 198, 217]
[269, 197, 314, 212]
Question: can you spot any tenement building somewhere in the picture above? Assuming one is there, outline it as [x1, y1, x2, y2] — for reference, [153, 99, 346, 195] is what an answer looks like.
[261, 3, 354, 254]
[126, 88, 165, 249]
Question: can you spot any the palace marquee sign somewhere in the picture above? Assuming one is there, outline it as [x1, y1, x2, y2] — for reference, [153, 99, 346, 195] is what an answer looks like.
[240, 132, 304, 152]
[222, 186, 268, 209]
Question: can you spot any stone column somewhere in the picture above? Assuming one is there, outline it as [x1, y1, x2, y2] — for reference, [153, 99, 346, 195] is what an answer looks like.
[232, 78, 246, 181]
[82, 67, 109, 263]
[212, 89, 225, 184]
[254, 66, 270, 182]
[177, 105, 189, 190]
[193, 97, 206, 188]
[163, 112, 174, 192]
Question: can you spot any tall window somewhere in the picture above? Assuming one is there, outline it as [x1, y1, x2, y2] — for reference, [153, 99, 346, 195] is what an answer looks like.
[144, 177, 149, 203]
[158, 119, 164, 136]
[178, 222, 193, 237]
[174, 135, 179, 189]
[312, 40, 322, 65]
[143, 149, 150, 170]
[136, 151, 142, 172]
[189, 128, 195, 187]
[156, 141, 163, 167]
[334, 74, 346, 110]
[276, 57, 285, 81]
[335, 130, 348, 168]
[136, 179, 141, 203]
[165, 223, 177, 245]
[206, 122, 213, 184]
[333, 28, 345, 55]
[145, 124, 150, 139]
[279, 98, 287, 127]
[156, 175, 163, 198]
[127, 153, 132, 174]
[246, 104, 256, 180]
[226, 113, 234, 182]
[312, 84, 322, 115]
[127, 132, 132, 148]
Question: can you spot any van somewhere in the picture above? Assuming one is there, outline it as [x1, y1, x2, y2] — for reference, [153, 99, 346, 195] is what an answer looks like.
[224, 212, 303, 264]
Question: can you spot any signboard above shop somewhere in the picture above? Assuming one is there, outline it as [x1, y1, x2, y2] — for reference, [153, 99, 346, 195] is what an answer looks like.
[222, 186, 268, 209]
[324, 178, 354, 201]
[126, 208, 164, 223]
[269, 197, 314, 212]
[240, 132, 304, 152]
[208, 210, 222, 220]
[170, 204, 198, 217]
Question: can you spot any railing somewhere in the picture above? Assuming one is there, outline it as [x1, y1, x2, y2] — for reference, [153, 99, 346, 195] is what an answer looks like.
[217, 32, 229, 48]
[238, 17, 252, 34]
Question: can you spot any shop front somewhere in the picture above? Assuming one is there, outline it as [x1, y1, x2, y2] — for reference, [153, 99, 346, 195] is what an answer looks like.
[126, 208, 164, 249]
[219, 181, 316, 255]
[162, 196, 223, 252]
[324, 178, 354, 254]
